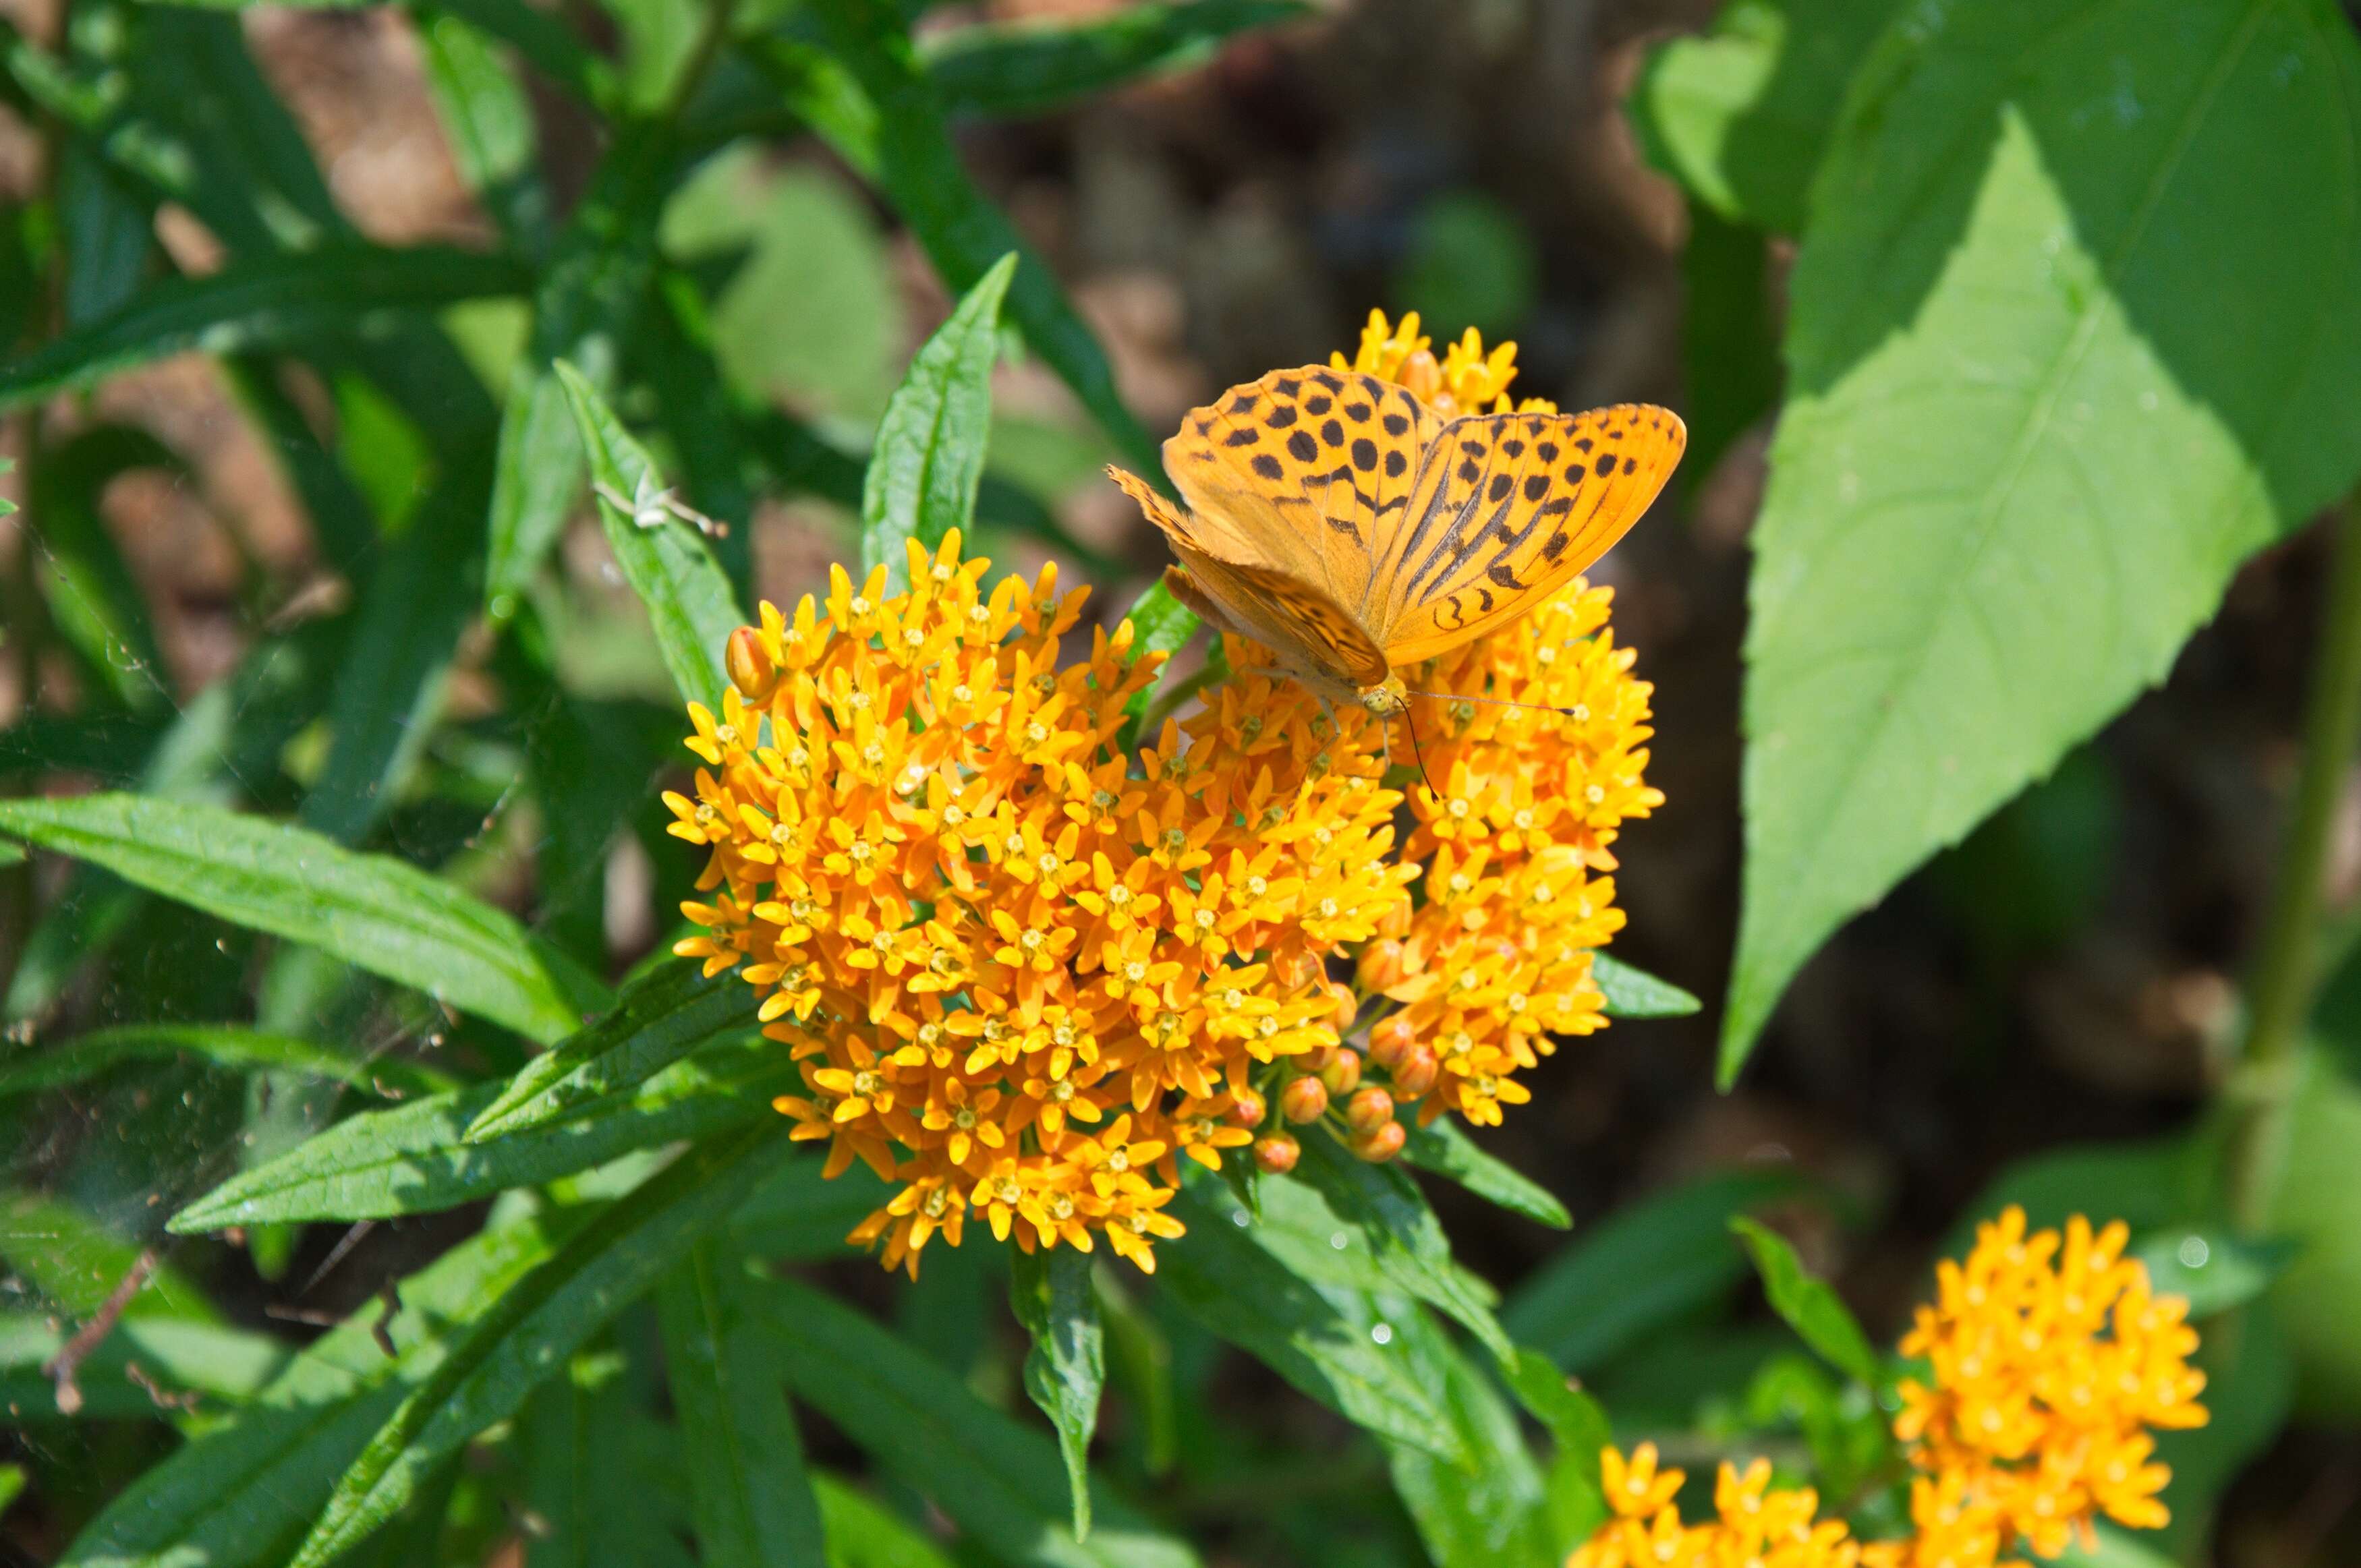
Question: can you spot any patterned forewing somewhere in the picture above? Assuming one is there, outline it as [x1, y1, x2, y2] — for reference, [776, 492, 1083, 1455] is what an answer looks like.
[1162, 366, 1439, 609]
[1163, 550, 1390, 689]
[1369, 403, 1684, 663]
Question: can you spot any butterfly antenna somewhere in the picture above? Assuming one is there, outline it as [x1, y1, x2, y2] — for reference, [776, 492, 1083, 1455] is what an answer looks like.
[1398, 707, 1436, 797]
[1404, 689, 1578, 718]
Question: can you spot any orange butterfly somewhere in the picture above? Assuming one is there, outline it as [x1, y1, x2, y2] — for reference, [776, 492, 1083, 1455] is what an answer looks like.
[1110, 365, 1684, 717]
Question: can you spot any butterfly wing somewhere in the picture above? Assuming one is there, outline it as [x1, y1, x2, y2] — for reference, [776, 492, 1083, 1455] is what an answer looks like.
[1367, 403, 1684, 664]
[1108, 465, 1389, 694]
[1160, 366, 1441, 613]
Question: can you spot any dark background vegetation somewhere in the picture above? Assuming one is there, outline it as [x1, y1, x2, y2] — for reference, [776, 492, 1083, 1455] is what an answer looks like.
[3, 0, 2357, 1562]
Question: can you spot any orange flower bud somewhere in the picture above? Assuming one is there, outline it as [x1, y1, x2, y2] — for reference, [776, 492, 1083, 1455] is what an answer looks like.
[1356, 937, 1408, 992]
[1327, 979, 1359, 1030]
[1274, 948, 1325, 990]
[1344, 1086, 1394, 1135]
[726, 626, 777, 703]
[1390, 1042, 1439, 1099]
[1375, 898, 1412, 940]
[1253, 1132, 1300, 1174]
[1368, 1014, 1415, 1069]
[1226, 1088, 1268, 1128]
[1280, 1076, 1330, 1124]
[1350, 1120, 1406, 1163]
[1318, 1047, 1361, 1098]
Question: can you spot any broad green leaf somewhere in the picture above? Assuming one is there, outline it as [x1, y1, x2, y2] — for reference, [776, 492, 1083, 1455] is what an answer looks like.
[469, 960, 758, 1140]
[1950, 1132, 2197, 1250]
[814, 1474, 957, 1568]
[1008, 1243, 1104, 1538]
[922, 0, 1308, 118]
[1290, 1132, 1512, 1364]
[1, 1313, 289, 1418]
[171, 1035, 793, 1229]
[1724, 0, 2361, 1078]
[2266, 1058, 2361, 1417]
[1677, 201, 1782, 482]
[484, 124, 675, 612]
[24, 426, 177, 710]
[859, 251, 1016, 589]
[1627, 0, 1900, 234]
[1383, 1319, 1554, 1568]
[0, 794, 579, 1044]
[292, 1122, 790, 1568]
[656, 1243, 826, 1568]
[0, 1024, 451, 1102]
[1728, 1217, 1881, 1386]
[1502, 1348, 1611, 1549]
[1401, 1117, 1570, 1230]
[557, 359, 745, 711]
[0, 244, 528, 409]
[2149, 1297, 2293, 1554]
[761, 1277, 1202, 1568]
[1592, 952, 1701, 1019]
[300, 451, 490, 844]
[58, 1209, 566, 1568]
[1160, 1178, 1469, 1463]
[2130, 1229, 2287, 1320]
[795, 4, 1158, 473]
[1504, 1168, 1798, 1371]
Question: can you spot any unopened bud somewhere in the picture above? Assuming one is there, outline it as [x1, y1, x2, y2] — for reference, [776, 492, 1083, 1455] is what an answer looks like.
[1357, 937, 1409, 992]
[1280, 1076, 1330, 1124]
[1226, 1088, 1268, 1128]
[1274, 948, 1324, 990]
[1318, 1048, 1362, 1098]
[1390, 1042, 1439, 1099]
[1344, 1086, 1394, 1136]
[1327, 980, 1359, 1030]
[726, 627, 777, 703]
[1375, 898, 1412, 939]
[1350, 1120, 1406, 1163]
[1369, 1014, 1415, 1070]
[1253, 1132, 1300, 1174]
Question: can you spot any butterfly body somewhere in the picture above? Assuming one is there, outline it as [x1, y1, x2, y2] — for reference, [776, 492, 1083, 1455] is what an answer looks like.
[1110, 366, 1683, 706]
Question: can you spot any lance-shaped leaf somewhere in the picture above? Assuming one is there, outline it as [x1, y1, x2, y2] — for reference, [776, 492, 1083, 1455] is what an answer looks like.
[1724, 0, 2361, 1078]
[1729, 1217, 1881, 1387]
[468, 960, 759, 1140]
[922, 0, 1309, 119]
[171, 1035, 793, 1229]
[290, 1122, 790, 1568]
[557, 361, 745, 712]
[1383, 1315, 1554, 1568]
[1008, 1243, 1104, 1538]
[0, 244, 528, 408]
[859, 251, 1015, 589]
[1592, 953, 1701, 1019]
[0, 1024, 452, 1103]
[1401, 1118, 1570, 1231]
[0, 794, 579, 1044]
[762, 1276, 1201, 1568]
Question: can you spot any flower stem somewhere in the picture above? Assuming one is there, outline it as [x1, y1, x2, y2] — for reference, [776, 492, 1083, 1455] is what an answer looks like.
[2231, 494, 2361, 1231]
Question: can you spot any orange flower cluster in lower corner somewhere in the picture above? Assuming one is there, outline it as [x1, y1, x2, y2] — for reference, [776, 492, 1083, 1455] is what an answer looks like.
[1569, 1207, 2209, 1568]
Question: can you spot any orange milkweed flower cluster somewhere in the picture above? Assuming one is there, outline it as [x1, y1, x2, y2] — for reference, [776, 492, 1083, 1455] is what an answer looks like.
[1572, 1445, 1875, 1568]
[666, 309, 1663, 1273]
[1569, 1207, 2208, 1568]
[1334, 307, 1561, 417]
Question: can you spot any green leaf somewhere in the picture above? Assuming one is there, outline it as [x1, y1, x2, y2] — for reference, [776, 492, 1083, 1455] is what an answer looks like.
[0, 1188, 219, 1320]
[58, 136, 156, 322]
[1290, 1132, 1513, 1364]
[58, 1211, 567, 1568]
[0, 793, 579, 1044]
[1503, 1169, 1798, 1371]
[415, 5, 552, 254]
[1592, 952, 1700, 1019]
[1383, 1321, 1554, 1568]
[1160, 1178, 1469, 1463]
[1, 1312, 290, 1418]
[922, 0, 1308, 118]
[1676, 200, 1782, 482]
[1627, 0, 1900, 235]
[1008, 1243, 1104, 1539]
[2049, 1525, 2182, 1568]
[813, 1474, 957, 1568]
[557, 359, 745, 710]
[468, 960, 759, 1140]
[0, 1463, 22, 1516]
[1728, 1216, 1881, 1386]
[0, 1023, 452, 1102]
[2130, 1229, 2287, 1320]
[291, 1122, 789, 1568]
[2265, 1057, 2361, 1417]
[761, 1277, 1202, 1568]
[24, 425, 177, 711]
[859, 251, 1016, 589]
[1501, 1347, 1611, 1548]
[1400, 1117, 1570, 1230]
[794, 5, 1158, 473]
[0, 244, 528, 409]
[1723, 0, 2361, 1078]
[170, 1035, 793, 1229]
[656, 1242, 827, 1568]
[726, 1153, 895, 1258]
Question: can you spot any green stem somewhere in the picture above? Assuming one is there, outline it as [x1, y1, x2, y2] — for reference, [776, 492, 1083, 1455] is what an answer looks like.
[2230, 495, 2361, 1231]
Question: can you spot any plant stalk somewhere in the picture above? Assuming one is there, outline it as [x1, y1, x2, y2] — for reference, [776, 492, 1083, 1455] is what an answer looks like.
[2231, 495, 2361, 1231]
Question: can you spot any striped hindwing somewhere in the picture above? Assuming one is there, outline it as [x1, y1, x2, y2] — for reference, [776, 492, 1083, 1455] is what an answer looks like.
[1160, 366, 1440, 612]
[1367, 403, 1684, 664]
[1106, 465, 1386, 695]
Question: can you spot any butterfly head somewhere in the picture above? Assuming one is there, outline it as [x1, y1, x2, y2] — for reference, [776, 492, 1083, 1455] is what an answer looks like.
[1357, 676, 1411, 718]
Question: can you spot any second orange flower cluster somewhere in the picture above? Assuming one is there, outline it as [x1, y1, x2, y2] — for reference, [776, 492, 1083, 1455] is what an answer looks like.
[1570, 1207, 2210, 1568]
